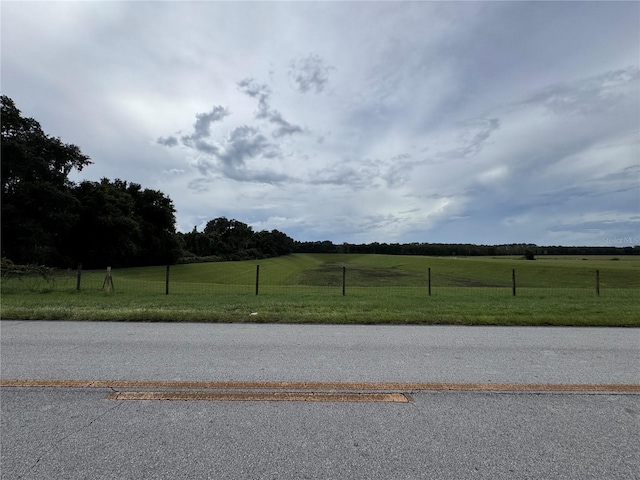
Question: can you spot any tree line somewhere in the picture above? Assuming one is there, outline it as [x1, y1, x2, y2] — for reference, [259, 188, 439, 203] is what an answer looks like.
[1, 95, 636, 270]
[292, 241, 639, 257]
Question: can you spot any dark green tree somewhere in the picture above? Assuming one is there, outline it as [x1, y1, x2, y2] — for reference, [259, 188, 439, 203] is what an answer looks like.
[70, 179, 182, 268]
[70, 179, 142, 268]
[1, 95, 92, 265]
[204, 217, 254, 255]
[125, 182, 183, 266]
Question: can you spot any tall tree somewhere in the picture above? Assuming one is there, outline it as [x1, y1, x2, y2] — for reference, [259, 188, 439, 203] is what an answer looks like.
[204, 217, 254, 255]
[124, 181, 182, 266]
[70, 179, 182, 268]
[1, 95, 92, 265]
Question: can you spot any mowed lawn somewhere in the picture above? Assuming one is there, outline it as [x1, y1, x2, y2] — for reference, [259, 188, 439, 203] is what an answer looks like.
[1, 254, 638, 326]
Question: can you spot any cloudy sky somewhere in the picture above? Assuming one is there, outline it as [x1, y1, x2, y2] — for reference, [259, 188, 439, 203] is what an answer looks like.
[2, 1, 638, 246]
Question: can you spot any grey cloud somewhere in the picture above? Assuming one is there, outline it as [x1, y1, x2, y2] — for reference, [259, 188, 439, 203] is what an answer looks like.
[182, 105, 230, 154]
[548, 219, 639, 233]
[522, 67, 639, 117]
[547, 218, 640, 246]
[222, 168, 290, 185]
[269, 111, 304, 137]
[187, 177, 214, 193]
[218, 125, 273, 167]
[437, 118, 500, 160]
[237, 78, 271, 118]
[193, 156, 217, 176]
[190, 124, 287, 184]
[181, 136, 219, 155]
[192, 106, 230, 139]
[162, 168, 185, 175]
[309, 165, 362, 186]
[237, 77, 304, 137]
[523, 164, 640, 206]
[158, 106, 229, 154]
[308, 155, 417, 189]
[157, 135, 178, 147]
[288, 54, 334, 93]
[386, 154, 420, 188]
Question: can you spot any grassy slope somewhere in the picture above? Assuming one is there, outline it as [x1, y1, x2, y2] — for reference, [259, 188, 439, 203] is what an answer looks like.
[164, 253, 640, 288]
[1, 254, 638, 326]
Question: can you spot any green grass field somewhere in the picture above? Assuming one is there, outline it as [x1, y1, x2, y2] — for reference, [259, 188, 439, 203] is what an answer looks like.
[1, 254, 638, 326]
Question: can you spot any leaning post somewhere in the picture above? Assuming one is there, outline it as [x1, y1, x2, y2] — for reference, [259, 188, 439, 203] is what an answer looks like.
[165, 265, 170, 295]
[595, 269, 600, 297]
[255, 264, 260, 296]
[76, 263, 82, 291]
[512, 269, 516, 297]
[103, 266, 114, 292]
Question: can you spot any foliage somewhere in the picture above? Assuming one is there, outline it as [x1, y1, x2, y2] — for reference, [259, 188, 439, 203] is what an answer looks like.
[0, 257, 58, 292]
[0, 258, 55, 280]
[294, 241, 639, 257]
[1, 95, 91, 266]
[70, 179, 182, 268]
[179, 217, 295, 261]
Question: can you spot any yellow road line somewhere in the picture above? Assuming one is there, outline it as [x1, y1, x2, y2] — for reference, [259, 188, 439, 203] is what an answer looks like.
[106, 391, 410, 402]
[1, 379, 639, 393]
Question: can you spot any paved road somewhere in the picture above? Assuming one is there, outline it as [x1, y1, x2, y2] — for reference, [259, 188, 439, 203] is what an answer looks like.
[1, 321, 639, 479]
[2, 321, 638, 384]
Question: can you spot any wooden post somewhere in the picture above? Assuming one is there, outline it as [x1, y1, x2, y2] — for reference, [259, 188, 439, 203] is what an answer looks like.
[342, 266, 346, 296]
[428, 267, 431, 296]
[103, 266, 114, 292]
[76, 263, 82, 291]
[255, 264, 260, 295]
[165, 265, 170, 295]
[512, 269, 516, 297]
[596, 269, 600, 297]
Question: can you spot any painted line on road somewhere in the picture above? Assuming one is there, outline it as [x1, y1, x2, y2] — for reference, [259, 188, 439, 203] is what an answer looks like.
[105, 391, 410, 402]
[1, 379, 639, 393]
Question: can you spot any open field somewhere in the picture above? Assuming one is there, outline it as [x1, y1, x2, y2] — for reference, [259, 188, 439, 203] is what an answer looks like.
[1, 254, 638, 326]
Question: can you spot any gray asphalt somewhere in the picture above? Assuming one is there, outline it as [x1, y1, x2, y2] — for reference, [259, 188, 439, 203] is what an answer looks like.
[1, 321, 639, 384]
[2, 388, 638, 479]
[1, 321, 639, 479]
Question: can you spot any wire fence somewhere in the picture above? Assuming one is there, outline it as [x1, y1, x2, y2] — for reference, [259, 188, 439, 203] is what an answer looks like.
[1, 263, 637, 299]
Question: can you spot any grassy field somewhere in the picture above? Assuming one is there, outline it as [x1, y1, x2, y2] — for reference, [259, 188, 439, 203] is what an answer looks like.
[1, 254, 638, 326]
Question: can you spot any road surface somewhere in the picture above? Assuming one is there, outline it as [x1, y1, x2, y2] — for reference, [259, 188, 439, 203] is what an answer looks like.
[1, 321, 638, 479]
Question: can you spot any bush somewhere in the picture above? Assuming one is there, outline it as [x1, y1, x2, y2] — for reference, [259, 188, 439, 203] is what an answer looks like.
[0, 258, 56, 281]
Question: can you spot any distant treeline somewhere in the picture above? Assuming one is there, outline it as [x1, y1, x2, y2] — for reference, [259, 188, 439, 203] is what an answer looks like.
[293, 241, 639, 257]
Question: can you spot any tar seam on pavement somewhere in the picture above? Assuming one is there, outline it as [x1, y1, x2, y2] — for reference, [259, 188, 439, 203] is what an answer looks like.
[1, 379, 639, 393]
[104, 391, 411, 402]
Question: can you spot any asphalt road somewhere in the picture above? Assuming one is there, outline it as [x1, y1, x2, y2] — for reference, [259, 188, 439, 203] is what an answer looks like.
[1, 321, 638, 384]
[1, 321, 639, 479]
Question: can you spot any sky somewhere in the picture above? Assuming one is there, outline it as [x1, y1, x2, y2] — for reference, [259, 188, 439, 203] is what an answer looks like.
[2, 1, 639, 246]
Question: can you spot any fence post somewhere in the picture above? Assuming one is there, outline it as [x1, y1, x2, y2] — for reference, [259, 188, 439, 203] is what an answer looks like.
[76, 263, 82, 291]
[596, 269, 600, 297]
[512, 269, 516, 297]
[103, 266, 114, 292]
[165, 265, 170, 295]
[342, 266, 346, 296]
[428, 267, 431, 296]
[255, 264, 260, 295]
